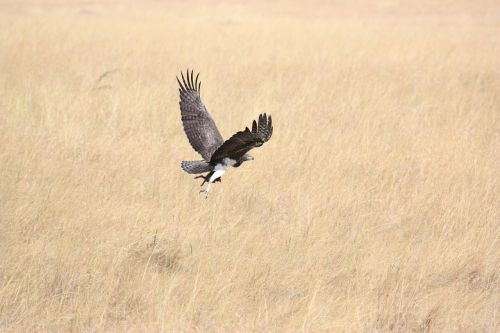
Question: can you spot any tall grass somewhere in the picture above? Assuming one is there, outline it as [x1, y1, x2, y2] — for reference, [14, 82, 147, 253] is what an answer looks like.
[0, 0, 499, 331]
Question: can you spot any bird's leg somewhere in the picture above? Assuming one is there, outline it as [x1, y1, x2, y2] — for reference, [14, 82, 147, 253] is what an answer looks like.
[199, 169, 225, 199]
[200, 182, 212, 199]
[194, 174, 209, 186]
[194, 173, 221, 187]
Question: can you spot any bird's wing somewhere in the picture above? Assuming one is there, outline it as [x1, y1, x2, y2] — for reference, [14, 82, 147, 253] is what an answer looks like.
[210, 113, 273, 163]
[178, 69, 224, 161]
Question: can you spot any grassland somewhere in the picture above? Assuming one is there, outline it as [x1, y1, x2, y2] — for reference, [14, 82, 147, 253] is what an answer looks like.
[0, 0, 499, 331]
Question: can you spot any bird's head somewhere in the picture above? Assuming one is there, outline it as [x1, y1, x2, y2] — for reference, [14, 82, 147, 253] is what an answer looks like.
[242, 154, 254, 161]
[234, 154, 254, 167]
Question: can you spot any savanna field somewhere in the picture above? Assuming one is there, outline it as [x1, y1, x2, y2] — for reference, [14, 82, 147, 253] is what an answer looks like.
[0, 0, 499, 332]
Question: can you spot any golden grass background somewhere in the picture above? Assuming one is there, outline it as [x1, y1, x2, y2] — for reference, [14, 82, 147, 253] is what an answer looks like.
[1, 0, 499, 331]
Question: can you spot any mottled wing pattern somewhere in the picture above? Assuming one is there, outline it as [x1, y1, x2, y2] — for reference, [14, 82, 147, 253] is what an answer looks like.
[178, 70, 224, 161]
[253, 113, 273, 142]
[181, 160, 211, 174]
[210, 113, 273, 163]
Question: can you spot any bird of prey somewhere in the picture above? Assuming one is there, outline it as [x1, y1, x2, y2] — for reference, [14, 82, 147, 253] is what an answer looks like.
[177, 69, 273, 198]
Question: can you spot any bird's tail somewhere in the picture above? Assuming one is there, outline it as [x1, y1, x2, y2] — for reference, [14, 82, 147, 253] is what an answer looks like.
[181, 160, 212, 174]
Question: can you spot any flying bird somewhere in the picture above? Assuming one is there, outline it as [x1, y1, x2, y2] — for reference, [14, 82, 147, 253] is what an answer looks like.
[177, 69, 273, 198]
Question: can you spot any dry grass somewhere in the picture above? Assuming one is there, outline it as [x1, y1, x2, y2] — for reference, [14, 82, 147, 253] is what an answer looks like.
[1, 0, 499, 332]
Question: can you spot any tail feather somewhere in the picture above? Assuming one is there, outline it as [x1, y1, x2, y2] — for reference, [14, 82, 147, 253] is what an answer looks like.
[181, 160, 212, 174]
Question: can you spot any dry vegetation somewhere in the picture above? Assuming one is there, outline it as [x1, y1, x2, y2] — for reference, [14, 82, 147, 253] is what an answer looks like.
[1, 0, 499, 332]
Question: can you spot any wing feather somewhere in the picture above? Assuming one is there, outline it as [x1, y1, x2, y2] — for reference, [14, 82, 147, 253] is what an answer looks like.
[178, 70, 224, 161]
[210, 114, 273, 163]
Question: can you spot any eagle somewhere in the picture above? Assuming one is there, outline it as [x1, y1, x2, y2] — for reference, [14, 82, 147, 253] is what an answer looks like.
[177, 69, 273, 197]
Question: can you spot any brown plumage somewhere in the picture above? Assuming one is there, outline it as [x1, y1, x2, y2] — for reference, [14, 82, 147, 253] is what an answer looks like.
[210, 113, 273, 163]
[177, 69, 273, 197]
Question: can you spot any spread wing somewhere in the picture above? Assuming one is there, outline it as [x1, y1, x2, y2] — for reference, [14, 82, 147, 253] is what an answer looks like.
[177, 70, 224, 161]
[210, 113, 273, 163]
